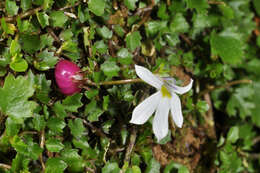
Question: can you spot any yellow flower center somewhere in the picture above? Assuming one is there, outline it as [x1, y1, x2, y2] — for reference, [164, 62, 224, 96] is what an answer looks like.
[161, 85, 171, 98]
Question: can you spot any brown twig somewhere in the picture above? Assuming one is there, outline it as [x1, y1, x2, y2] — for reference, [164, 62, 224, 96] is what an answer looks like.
[249, 153, 260, 159]
[85, 167, 95, 173]
[203, 93, 216, 139]
[208, 1, 226, 5]
[1, 0, 82, 23]
[19, 131, 38, 136]
[47, 27, 61, 44]
[3, 6, 44, 23]
[124, 127, 137, 163]
[199, 79, 252, 97]
[58, 1, 82, 11]
[39, 130, 45, 171]
[253, 136, 260, 145]
[179, 34, 192, 46]
[134, 0, 155, 16]
[0, 163, 11, 170]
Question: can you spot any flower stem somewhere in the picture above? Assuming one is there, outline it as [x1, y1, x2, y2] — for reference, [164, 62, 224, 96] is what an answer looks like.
[99, 78, 143, 85]
[83, 78, 143, 87]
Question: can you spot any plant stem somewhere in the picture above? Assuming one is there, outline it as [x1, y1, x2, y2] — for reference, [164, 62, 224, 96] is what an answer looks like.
[124, 127, 137, 163]
[39, 130, 46, 171]
[0, 163, 11, 170]
[208, 1, 226, 5]
[84, 78, 143, 87]
[199, 79, 252, 97]
[3, 6, 44, 22]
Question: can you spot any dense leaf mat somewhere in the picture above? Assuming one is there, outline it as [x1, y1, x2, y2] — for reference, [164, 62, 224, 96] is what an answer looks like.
[0, 0, 260, 172]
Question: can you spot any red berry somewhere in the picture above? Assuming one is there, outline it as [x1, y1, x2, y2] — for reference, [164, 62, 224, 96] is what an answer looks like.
[55, 60, 82, 95]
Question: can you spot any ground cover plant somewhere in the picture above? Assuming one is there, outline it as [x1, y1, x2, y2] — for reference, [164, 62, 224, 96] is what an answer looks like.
[0, 0, 260, 172]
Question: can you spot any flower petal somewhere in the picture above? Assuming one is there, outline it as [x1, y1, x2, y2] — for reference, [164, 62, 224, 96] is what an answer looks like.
[171, 78, 193, 95]
[152, 97, 170, 141]
[170, 92, 183, 128]
[135, 65, 163, 89]
[130, 91, 161, 125]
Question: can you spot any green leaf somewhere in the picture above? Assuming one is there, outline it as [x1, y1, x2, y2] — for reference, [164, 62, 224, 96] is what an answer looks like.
[34, 74, 51, 104]
[85, 100, 104, 122]
[21, 0, 32, 11]
[47, 117, 66, 133]
[50, 11, 68, 27]
[146, 21, 167, 37]
[102, 162, 120, 173]
[46, 138, 64, 152]
[61, 148, 85, 172]
[227, 126, 239, 144]
[126, 31, 142, 51]
[32, 114, 46, 131]
[60, 40, 81, 61]
[103, 95, 109, 110]
[0, 74, 37, 124]
[117, 48, 133, 65]
[253, 0, 260, 16]
[53, 101, 67, 119]
[10, 39, 21, 56]
[60, 29, 73, 41]
[94, 40, 108, 54]
[196, 100, 209, 114]
[10, 135, 27, 154]
[226, 86, 255, 119]
[1, 18, 16, 35]
[45, 158, 67, 173]
[210, 32, 244, 65]
[34, 50, 59, 71]
[44, 0, 54, 9]
[40, 34, 54, 49]
[170, 13, 189, 33]
[62, 93, 83, 112]
[68, 118, 85, 138]
[114, 25, 125, 37]
[164, 161, 190, 173]
[85, 89, 99, 99]
[131, 166, 142, 173]
[36, 12, 49, 28]
[20, 34, 41, 54]
[10, 153, 29, 172]
[185, 0, 209, 13]
[145, 158, 160, 173]
[124, 0, 138, 10]
[5, 117, 21, 137]
[5, 0, 19, 16]
[10, 54, 28, 72]
[0, 47, 11, 67]
[97, 26, 113, 39]
[101, 60, 120, 78]
[191, 13, 211, 37]
[88, 0, 106, 16]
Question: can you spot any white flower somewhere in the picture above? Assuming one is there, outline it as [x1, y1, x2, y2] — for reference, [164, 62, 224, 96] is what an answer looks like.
[130, 65, 193, 141]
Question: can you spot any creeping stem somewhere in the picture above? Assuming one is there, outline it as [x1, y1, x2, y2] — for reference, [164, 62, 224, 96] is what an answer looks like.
[198, 79, 252, 97]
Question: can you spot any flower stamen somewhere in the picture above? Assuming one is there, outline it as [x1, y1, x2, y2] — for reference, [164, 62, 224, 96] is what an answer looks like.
[161, 85, 171, 98]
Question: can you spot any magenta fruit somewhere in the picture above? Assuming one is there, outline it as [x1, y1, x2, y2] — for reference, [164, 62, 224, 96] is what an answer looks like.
[55, 60, 82, 95]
